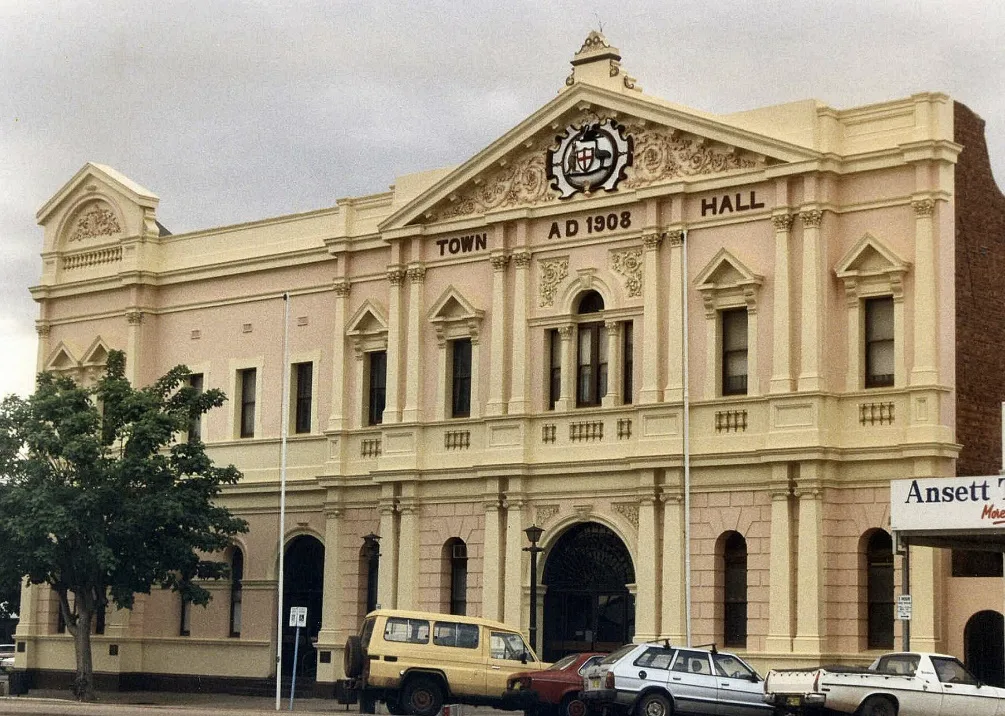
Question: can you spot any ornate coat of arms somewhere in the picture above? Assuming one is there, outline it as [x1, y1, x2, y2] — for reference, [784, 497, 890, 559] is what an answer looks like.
[547, 118, 633, 199]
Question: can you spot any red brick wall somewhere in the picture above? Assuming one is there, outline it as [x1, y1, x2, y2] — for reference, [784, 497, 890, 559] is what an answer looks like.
[955, 102, 1005, 477]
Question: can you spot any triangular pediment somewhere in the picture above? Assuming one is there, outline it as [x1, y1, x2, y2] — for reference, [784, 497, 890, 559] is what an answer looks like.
[381, 83, 818, 231]
[37, 163, 158, 226]
[346, 301, 388, 337]
[46, 342, 79, 373]
[81, 337, 111, 368]
[836, 233, 910, 278]
[695, 248, 763, 289]
[428, 287, 483, 323]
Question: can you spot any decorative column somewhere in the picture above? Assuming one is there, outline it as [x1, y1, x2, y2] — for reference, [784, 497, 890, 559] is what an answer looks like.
[396, 497, 419, 610]
[770, 213, 794, 393]
[660, 487, 686, 643]
[793, 473, 824, 654]
[766, 468, 794, 652]
[35, 321, 50, 375]
[503, 496, 525, 628]
[639, 231, 663, 404]
[486, 252, 510, 416]
[328, 280, 351, 431]
[384, 267, 406, 423]
[635, 490, 659, 641]
[377, 495, 398, 610]
[909, 545, 939, 652]
[663, 230, 685, 403]
[482, 495, 504, 621]
[317, 505, 345, 679]
[911, 198, 938, 385]
[401, 265, 425, 423]
[509, 250, 532, 414]
[798, 209, 824, 392]
[602, 320, 623, 407]
[554, 325, 575, 411]
[125, 310, 143, 384]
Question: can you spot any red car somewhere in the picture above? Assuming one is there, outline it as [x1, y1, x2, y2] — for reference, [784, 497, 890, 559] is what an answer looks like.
[503, 652, 605, 716]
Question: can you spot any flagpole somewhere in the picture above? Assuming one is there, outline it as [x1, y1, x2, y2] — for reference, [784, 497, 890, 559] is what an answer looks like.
[682, 230, 692, 647]
[276, 292, 291, 710]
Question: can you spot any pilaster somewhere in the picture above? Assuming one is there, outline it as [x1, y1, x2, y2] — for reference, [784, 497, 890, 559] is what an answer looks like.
[555, 325, 575, 411]
[486, 252, 510, 416]
[317, 505, 345, 680]
[396, 497, 419, 610]
[663, 230, 684, 403]
[639, 231, 663, 403]
[384, 268, 406, 423]
[634, 490, 658, 641]
[797, 209, 824, 392]
[401, 265, 425, 423]
[508, 249, 532, 414]
[766, 469, 794, 652]
[660, 488, 686, 643]
[910, 197, 939, 385]
[482, 494, 503, 621]
[35, 321, 50, 375]
[377, 494, 398, 610]
[328, 280, 351, 431]
[503, 496, 525, 628]
[602, 320, 623, 407]
[770, 213, 794, 393]
[125, 310, 143, 384]
[793, 475, 824, 654]
[908, 545, 939, 652]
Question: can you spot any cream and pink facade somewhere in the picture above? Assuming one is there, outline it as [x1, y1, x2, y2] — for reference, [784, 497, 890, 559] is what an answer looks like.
[16, 33, 1005, 692]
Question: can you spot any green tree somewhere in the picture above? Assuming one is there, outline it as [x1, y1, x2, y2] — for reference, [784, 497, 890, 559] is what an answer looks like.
[0, 350, 247, 700]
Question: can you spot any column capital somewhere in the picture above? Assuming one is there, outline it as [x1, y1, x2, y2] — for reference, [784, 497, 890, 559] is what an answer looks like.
[333, 279, 351, 297]
[604, 319, 623, 334]
[666, 229, 685, 247]
[912, 198, 936, 217]
[490, 252, 511, 272]
[407, 264, 426, 284]
[642, 231, 664, 251]
[557, 324, 574, 340]
[126, 310, 144, 325]
[483, 497, 501, 512]
[772, 213, 795, 232]
[512, 250, 532, 269]
[35, 320, 51, 337]
[800, 209, 823, 229]
[387, 267, 407, 286]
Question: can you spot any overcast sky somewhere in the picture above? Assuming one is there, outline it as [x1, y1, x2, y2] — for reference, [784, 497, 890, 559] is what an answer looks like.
[2, 0, 1003, 398]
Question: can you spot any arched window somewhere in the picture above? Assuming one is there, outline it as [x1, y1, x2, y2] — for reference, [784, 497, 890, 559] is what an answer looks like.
[576, 291, 607, 407]
[229, 548, 244, 637]
[866, 530, 894, 649]
[445, 538, 468, 616]
[722, 532, 747, 648]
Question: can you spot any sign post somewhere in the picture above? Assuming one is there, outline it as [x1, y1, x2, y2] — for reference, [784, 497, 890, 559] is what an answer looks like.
[288, 607, 308, 711]
[897, 594, 913, 621]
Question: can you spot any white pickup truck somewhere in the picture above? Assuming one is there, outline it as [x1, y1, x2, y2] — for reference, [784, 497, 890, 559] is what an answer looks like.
[763, 652, 1005, 716]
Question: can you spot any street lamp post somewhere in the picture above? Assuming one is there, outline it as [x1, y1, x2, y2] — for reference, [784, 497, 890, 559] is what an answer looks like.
[523, 524, 544, 655]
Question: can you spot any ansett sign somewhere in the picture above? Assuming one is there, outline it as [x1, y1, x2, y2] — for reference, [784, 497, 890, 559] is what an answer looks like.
[890, 476, 1005, 532]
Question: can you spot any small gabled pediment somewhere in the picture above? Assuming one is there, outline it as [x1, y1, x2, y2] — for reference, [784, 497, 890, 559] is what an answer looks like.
[81, 337, 111, 368]
[835, 233, 910, 278]
[428, 287, 483, 323]
[346, 301, 388, 337]
[695, 249, 763, 290]
[46, 342, 79, 373]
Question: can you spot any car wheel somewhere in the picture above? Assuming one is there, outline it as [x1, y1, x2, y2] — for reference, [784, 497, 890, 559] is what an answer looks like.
[560, 692, 588, 716]
[858, 696, 897, 716]
[636, 692, 672, 716]
[343, 635, 365, 678]
[403, 676, 444, 716]
[386, 698, 407, 715]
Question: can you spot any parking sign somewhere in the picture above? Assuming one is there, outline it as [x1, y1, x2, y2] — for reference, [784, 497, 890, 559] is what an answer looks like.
[289, 606, 308, 628]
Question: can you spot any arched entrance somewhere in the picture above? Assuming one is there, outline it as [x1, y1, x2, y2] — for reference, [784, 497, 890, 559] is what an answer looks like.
[542, 522, 635, 662]
[965, 610, 1005, 687]
[282, 535, 325, 680]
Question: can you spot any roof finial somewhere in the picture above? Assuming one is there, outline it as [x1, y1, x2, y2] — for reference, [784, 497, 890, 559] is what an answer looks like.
[564, 31, 641, 94]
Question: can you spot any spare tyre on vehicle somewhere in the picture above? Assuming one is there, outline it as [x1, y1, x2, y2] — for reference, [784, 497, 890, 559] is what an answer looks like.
[344, 635, 365, 678]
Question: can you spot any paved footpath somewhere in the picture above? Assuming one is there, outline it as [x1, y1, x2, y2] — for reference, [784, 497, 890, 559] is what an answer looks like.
[0, 692, 510, 716]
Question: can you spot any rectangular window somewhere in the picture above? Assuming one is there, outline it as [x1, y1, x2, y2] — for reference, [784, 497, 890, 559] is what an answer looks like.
[721, 309, 748, 396]
[383, 617, 429, 644]
[451, 339, 472, 418]
[180, 595, 191, 637]
[865, 297, 894, 388]
[433, 621, 479, 649]
[188, 373, 204, 442]
[239, 368, 256, 438]
[952, 550, 1004, 578]
[549, 330, 561, 410]
[577, 323, 608, 407]
[294, 362, 313, 434]
[368, 351, 387, 426]
[622, 321, 633, 404]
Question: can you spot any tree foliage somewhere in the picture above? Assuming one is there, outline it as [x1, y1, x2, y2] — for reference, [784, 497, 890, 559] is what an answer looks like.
[0, 350, 247, 699]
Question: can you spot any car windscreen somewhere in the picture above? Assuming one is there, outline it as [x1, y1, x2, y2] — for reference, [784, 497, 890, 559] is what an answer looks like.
[600, 644, 637, 664]
[548, 654, 580, 671]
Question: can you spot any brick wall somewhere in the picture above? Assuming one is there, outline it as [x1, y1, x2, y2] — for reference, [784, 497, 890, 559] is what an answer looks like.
[954, 102, 1005, 477]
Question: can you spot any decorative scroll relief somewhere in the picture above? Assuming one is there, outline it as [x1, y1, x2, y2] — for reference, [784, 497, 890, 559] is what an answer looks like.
[623, 123, 760, 188]
[437, 152, 555, 221]
[67, 204, 121, 242]
[610, 248, 643, 297]
[538, 257, 569, 307]
[613, 502, 640, 529]
[535, 505, 560, 526]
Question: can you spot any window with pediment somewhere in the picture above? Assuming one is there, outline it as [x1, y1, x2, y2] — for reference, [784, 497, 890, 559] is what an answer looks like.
[347, 301, 390, 427]
[428, 288, 483, 421]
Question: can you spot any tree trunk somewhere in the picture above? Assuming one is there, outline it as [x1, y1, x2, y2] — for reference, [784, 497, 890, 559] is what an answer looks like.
[73, 603, 95, 702]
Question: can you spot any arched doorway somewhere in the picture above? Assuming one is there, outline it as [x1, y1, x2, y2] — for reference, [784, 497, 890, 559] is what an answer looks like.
[542, 522, 635, 662]
[282, 535, 325, 680]
[965, 610, 1005, 687]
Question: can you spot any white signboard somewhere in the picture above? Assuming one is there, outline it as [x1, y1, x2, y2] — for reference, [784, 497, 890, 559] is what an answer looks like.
[890, 476, 1005, 532]
[289, 606, 308, 628]
[897, 595, 912, 621]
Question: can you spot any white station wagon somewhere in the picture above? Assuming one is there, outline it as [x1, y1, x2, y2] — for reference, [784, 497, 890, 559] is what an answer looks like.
[581, 642, 771, 716]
